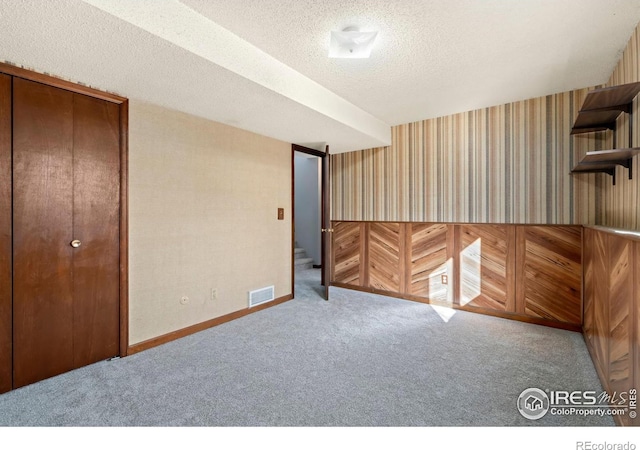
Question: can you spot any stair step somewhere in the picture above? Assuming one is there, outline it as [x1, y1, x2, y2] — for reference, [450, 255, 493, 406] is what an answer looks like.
[295, 257, 313, 266]
[295, 260, 314, 271]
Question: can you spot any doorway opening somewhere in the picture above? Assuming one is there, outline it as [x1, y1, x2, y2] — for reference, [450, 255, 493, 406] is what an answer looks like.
[292, 144, 329, 301]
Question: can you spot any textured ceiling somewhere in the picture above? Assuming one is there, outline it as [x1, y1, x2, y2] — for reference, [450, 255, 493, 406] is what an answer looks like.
[1, 0, 640, 153]
[184, 0, 640, 125]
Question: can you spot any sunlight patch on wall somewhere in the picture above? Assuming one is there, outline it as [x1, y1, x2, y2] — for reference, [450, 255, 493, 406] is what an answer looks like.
[460, 238, 481, 306]
[427, 257, 454, 305]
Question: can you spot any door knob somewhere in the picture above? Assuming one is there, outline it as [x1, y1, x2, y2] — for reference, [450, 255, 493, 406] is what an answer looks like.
[321, 228, 334, 233]
[70, 239, 81, 248]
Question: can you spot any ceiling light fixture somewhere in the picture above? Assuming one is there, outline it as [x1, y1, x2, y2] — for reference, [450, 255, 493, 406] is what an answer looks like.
[328, 26, 378, 59]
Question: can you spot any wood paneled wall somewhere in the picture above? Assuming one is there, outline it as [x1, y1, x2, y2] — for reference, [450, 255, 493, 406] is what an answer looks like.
[583, 226, 640, 427]
[407, 223, 452, 304]
[331, 90, 603, 225]
[332, 221, 365, 286]
[457, 224, 514, 312]
[332, 221, 582, 330]
[368, 222, 404, 293]
[516, 226, 582, 324]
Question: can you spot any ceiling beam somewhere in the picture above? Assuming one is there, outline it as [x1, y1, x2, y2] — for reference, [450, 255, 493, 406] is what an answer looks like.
[82, 0, 391, 149]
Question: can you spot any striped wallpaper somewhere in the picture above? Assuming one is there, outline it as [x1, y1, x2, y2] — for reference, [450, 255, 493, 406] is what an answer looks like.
[602, 21, 640, 230]
[332, 89, 604, 224]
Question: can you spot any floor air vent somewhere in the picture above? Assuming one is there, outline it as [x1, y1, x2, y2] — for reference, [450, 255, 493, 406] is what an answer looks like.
[248, 286, 275, 307]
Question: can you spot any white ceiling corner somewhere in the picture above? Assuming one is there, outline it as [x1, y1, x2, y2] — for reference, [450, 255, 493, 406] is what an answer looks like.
[1, 0, 640, 153]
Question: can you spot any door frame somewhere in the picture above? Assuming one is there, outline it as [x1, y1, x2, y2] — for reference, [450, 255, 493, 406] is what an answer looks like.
[0, 63, 129, 393]
[291, 144, 330, 299]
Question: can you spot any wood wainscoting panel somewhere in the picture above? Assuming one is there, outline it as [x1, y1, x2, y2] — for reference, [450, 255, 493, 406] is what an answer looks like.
[583, 228, 608, 384]
[591, 229, 610, 376]
[368, 222, 403, 293]
[332, 222, 365, 286]
[518, 226, 582, 325]
[607, 233, 634, 426]
[582, 227, 640, 427]
[457, 224, 515, 312]
[406, 223, 451, 304]
[331, 222, 584, 331]
[583, 228, 595, 351]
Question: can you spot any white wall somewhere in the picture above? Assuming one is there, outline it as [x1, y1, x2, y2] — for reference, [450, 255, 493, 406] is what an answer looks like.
[294, 153, 321, 265]
[129, 100, 292, 345]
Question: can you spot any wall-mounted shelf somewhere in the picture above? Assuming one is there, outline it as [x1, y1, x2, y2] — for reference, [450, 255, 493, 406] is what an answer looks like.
[571, 110, 625, 135]
[571, 82, 640, 135]
[570, 82, 640, 184]
[570, 148, 640, 185]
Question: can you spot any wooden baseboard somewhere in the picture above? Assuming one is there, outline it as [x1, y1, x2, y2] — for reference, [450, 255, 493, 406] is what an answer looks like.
[331, 282, 581, 332]
[456, 305, 582, 332]
[127, 293, 294, 355]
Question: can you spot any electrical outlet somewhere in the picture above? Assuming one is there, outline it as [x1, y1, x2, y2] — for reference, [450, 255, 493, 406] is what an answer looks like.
[180, 296, 189, 305]
[441, 274, 448, 285]
[211, 288, 217, 301]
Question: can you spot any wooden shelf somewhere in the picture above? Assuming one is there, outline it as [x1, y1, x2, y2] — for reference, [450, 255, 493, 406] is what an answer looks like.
[571, 148, 640, 185]
[580, 82, 640, 111]
[580, 148, 640, 164]
[571, 110, 622, 134]
[570, 83, 640, 185]
[571, 82, 640, 135]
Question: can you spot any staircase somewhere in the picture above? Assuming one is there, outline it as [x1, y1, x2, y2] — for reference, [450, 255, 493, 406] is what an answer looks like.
[294, 245, 314, 271]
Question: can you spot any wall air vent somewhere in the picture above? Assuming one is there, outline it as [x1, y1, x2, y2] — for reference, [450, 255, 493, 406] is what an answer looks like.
[248, 286, 275, 308]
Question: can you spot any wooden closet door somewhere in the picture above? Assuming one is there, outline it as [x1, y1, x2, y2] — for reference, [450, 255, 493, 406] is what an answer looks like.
[0, 74, 11, 393]
[72, 93, 120, 367]
[12, 78, 120, 388]
[13, 78, 75, 388]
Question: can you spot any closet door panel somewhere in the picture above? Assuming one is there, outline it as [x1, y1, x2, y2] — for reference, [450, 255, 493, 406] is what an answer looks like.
[72, 94, 120, 366]
[12, 78, 75, 388]
[0, 74, 11, 393]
